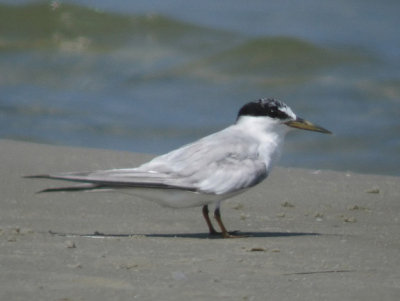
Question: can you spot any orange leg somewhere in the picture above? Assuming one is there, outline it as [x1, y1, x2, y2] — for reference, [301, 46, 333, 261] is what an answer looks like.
[202, 205, 219, 235]
[214, 207, 246, 238]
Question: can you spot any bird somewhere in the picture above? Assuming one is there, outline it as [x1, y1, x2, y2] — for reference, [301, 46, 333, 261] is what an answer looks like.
[27, 98, 331, 238]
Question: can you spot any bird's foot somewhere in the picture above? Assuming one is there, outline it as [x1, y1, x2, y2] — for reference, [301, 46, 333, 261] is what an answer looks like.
[209, 230, 248, 239]
[222, 230, 248, 239]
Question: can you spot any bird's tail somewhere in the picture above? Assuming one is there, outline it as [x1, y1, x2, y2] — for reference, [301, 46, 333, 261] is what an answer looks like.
[24, 175, 103, 193]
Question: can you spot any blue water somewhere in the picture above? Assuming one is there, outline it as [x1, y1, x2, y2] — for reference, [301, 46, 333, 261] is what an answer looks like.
[1, 0, 399, 176]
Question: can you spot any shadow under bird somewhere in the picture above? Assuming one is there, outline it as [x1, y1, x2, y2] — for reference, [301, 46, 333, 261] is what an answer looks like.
[27, 98, 331, 238]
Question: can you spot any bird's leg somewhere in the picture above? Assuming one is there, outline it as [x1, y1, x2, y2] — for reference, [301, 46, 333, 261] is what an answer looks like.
[214, 207, 245, 238]
[202, 205, 219, 235]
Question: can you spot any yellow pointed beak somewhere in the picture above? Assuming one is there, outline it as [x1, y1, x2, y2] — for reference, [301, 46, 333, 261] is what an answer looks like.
[285, 118, 332, 134]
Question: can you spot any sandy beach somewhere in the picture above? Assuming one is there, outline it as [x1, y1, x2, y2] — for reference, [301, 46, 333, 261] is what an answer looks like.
[1, 139, 399, 300]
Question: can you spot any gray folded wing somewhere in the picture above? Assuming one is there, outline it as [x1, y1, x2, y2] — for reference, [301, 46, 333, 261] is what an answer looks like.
[28, 125, 268, 195]
[27, 170, 199, 192]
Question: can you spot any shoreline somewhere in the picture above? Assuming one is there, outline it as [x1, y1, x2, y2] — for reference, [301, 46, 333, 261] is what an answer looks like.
[1, 139, 399, 300]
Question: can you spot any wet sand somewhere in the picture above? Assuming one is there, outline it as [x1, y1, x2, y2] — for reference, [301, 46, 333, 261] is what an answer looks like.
[1, 139, 399, 300]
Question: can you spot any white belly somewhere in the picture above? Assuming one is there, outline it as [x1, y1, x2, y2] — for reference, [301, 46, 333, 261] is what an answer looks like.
[112, 187, 246, 208]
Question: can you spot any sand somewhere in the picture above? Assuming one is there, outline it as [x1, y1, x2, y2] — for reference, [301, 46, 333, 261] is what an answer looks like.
[1, 139, 399, 300]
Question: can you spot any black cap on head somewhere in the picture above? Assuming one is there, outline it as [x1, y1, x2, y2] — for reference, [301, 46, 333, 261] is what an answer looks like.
[237, 98, 292, 120]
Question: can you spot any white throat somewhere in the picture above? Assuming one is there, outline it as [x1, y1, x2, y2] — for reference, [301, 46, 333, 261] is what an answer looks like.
[236, 115, 290, 170]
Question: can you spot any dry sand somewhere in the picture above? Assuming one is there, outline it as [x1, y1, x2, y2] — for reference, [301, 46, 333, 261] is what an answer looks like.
[1, 139, 399, 300]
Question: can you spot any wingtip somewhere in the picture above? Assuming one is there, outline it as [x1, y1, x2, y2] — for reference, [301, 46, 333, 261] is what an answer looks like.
[35, 187, 64, 193]
[23, 174, 51, 179]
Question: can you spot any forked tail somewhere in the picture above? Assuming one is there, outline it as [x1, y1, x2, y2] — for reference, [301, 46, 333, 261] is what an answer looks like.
[24, 175, 103, 193]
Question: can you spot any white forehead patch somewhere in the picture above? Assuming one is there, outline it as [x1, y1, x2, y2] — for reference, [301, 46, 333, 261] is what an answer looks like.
[279, 104, 296, 120]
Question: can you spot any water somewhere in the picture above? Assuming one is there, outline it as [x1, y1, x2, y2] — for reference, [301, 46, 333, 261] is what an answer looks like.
[1, 1, 399, 176]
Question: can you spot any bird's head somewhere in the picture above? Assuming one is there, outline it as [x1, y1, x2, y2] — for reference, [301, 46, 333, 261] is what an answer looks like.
[237, 98, 331, 134]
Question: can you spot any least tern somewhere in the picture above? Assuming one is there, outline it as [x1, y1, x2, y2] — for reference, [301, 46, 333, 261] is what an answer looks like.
[27, 98, 331, 238]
